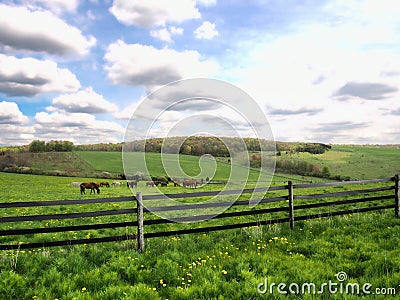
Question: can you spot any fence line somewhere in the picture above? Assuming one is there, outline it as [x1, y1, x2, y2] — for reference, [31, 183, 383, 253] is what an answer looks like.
[0, 175, 398, 250]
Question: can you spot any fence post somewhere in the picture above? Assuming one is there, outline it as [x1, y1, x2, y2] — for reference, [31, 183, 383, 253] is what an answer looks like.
[288, 181, 294, 229]
[136, 192, 145, 252]
[395, 174, 399, 218]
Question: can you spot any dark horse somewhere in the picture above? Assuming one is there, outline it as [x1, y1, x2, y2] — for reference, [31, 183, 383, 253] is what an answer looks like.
[127, 180, 138, 188]
[80, 182, 100, 195]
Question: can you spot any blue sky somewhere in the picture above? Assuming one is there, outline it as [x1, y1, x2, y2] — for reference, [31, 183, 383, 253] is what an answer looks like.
[1, 0, 400, 145]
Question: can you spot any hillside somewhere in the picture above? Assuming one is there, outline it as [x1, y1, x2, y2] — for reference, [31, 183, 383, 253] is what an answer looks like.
[276, 145, 400, 180]
[1, 141, 399, 180]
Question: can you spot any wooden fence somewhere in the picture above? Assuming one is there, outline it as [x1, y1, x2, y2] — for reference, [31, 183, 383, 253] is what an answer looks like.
[0, 175, 398, 251]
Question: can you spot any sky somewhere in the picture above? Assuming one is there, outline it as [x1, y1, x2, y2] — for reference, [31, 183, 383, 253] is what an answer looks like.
[1, 0, 400, 146]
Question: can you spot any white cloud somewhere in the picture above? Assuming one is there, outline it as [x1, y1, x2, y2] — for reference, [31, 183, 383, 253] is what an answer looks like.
[0, 101, 30, 124]
[150, 26, 184, 43]
[150, 28, 172, 43]
[21, 0, 79, 14]
[222, 4, 400, 144]
[109, 0, 201, 28]
[50, 87, 118, 114]
[196, 0, 217, 7]
[104, 40, 219, 87]
[34, 111, 124, 144]
[0, 124, 35, 146]
[0, 54, 81, 97]
[194, 21, 219, 40]
[0, 4, 96, 57]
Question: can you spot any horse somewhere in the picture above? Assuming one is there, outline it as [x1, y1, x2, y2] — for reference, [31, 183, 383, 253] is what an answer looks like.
[112, 181, 121, 187]
[100, 182, 110, 188]
[183, 179, 197, 188]
[160, 181, 168, 187]
[146, 181, 155, 187]
[71, 182, 81, 187]
[173, 180, 180, 187]
[80, 182, 100, 195]
[127, 181, 138, 188]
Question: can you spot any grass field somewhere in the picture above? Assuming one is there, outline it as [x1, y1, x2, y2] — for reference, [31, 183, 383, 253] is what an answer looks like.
[278, 145, 400, 179]
[76, 151, 268, 182]
[1, 146, 400, 299]
[0, 170, 399, 299]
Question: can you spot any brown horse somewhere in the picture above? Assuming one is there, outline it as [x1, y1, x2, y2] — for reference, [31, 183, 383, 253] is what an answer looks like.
[183, 179, 197, 188]
[173, 180, 180, 187]
[146, 181, 155, 187]
[100, 182, 110, 188]
[127, 180, 138, 188]
[80, 182, 100, 195]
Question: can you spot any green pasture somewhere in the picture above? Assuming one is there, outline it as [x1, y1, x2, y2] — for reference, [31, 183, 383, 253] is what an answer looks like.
[278, 145, 400, 179]
[76, 151, 266, 182]
[0, 171, 399, 299]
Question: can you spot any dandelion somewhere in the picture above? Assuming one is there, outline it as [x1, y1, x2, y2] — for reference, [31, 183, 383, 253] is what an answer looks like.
[160, 279, 164, 284]
[81, 287, 87, 292]
[222, 270, 227, 275]
[152, 288, 156, 291]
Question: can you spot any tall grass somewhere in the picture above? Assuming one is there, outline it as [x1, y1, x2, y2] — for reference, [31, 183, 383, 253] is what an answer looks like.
[1, 172, 399, 299]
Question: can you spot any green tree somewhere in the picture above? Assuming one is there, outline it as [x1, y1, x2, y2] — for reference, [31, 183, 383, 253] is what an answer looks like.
[322, 166, 331, 178]
[28, 140, 45, 153]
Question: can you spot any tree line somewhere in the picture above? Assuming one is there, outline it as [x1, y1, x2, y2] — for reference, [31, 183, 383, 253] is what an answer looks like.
[5, 138, 331, 158]
[28, 140, 74, 153]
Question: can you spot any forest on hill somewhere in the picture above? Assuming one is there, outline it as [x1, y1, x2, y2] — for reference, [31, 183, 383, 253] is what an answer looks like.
[1, 137, 331, 157]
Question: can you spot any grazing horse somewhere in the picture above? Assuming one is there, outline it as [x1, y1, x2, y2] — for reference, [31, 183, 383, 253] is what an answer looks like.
[100, 182, 110, 188]
[160, 181, 168, 187]
[173, 180, 180, 187]
[71, 182, 81, 187]
[127, 180, 138, 188]
[112, 181, 121, 187]
[80, 182, 100, 195]
[146, 181, 155, 187]
[183, 179, 197, 188]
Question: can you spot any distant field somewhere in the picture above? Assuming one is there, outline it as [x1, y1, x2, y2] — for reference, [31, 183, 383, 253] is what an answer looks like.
[76, 151, 273, 183]
[277, 145, 400, 179]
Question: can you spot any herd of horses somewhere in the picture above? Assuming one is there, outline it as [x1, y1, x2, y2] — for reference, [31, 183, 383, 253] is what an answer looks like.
[72, 179, 205, 194]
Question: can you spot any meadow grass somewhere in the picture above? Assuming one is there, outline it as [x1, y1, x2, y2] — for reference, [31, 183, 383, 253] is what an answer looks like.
[0, 170, 399, 299]
[278, 145, 400, 180]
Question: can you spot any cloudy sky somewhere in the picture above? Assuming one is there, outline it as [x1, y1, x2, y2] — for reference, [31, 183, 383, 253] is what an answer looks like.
[1, 0, 400, 146]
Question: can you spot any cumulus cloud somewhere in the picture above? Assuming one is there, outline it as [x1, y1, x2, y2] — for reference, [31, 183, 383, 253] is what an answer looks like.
[0, 124, 35, 146]
[104, 40, 219, 87]
[332, 82, 398, 101]
[34, 111, 124, 143]
[109, 0, 201, 28]
[50, 87, 118, 114]
[0, 4, 96, 57]
[0, 54, 80, 97]
[0, 101, 30, 124]
[194, 21, 219, 39]
[20, 0, 79, 14]
[150, 26, 184, 43]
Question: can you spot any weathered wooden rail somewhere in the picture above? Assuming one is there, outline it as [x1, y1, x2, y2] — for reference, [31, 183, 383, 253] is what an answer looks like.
[0, 175, 398, 250]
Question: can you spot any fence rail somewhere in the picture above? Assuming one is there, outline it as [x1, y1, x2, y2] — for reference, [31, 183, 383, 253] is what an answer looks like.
[0, 175, 398, 250]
